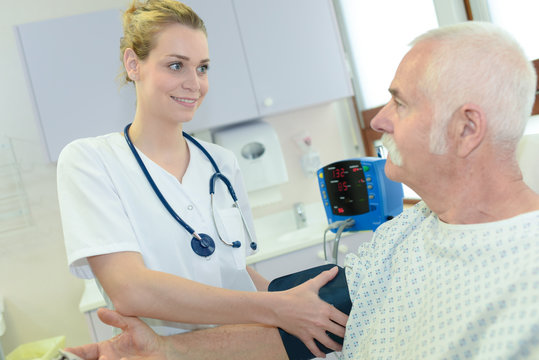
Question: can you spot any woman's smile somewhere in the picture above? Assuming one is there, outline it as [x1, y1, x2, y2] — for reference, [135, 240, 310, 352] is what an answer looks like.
[171, 95, 199, 107]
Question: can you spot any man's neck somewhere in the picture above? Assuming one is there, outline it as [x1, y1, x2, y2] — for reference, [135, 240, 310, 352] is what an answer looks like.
[421, 158, 539, 224]
[432, 182, 539, 224]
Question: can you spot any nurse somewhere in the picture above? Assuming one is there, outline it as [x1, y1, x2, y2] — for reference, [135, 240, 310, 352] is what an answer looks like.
[56, 0, 346, 357]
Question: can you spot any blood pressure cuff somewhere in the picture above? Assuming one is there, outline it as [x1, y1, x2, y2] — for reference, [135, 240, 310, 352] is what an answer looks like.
[268, 264, 352, 360]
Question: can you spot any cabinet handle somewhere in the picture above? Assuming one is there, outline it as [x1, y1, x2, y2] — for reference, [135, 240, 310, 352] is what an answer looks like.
[263, 97, 274, 107]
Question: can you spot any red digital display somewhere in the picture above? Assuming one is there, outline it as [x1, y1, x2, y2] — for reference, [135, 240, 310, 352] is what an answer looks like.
[332, 167, 346, 179]
[337, 181, 348, 192]
[324, 162, 370, 216]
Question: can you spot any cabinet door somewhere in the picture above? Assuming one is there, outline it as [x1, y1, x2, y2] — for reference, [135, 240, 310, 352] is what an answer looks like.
[16, 5, 258, 161]
[16, 9, 134, 162]
[181, 0, 258, 133]
[233, 0, 353, 116]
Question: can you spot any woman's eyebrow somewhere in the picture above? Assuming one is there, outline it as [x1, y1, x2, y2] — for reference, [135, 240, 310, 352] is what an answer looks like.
[166, 54, 210, 63]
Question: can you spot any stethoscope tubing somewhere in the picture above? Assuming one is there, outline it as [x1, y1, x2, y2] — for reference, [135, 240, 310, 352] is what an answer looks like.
[123, 123, 257, 254]
[123, 124, 198, 237]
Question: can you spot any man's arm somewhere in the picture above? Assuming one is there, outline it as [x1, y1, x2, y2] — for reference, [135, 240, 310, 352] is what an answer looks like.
[169, 324, 288, 360]
[66, 308, 288, 360]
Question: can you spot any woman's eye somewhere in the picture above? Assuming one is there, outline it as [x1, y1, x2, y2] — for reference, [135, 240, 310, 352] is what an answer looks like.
[197, 64, 210, 74]
[169, 62, 182, 71]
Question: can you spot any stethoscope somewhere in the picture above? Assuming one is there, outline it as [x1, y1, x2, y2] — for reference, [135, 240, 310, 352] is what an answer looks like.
[124, 123, 257, 258]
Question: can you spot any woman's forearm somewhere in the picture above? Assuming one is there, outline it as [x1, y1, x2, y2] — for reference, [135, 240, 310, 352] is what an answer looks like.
[89, 251, 346, 357]
[88, 251, 281, 326]
[246, 265, 270, 291]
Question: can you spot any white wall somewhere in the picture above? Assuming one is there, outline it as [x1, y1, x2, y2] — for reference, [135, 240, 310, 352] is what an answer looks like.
[0, 0, 131, 351]
[0, 0, 360, 351]
[254, 99, 361, 219]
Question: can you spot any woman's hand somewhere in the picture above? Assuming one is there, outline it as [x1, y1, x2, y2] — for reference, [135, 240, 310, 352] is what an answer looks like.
[272, 266, 349, 358]
[65, 308, 165, 360]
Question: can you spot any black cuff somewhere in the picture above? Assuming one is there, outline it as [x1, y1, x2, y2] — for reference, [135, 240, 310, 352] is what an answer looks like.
[268, 264, 352, 360]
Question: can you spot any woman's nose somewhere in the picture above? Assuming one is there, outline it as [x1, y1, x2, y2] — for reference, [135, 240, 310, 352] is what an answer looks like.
[182, 69, 200, 92]
[370, 102, 393, 133]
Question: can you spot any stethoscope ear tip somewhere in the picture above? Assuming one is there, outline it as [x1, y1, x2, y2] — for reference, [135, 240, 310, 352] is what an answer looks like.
[250, 242, 257, 251]
[232, 241, 242, 248]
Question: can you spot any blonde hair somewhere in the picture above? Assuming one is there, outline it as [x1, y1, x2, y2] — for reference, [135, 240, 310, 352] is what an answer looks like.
[120, 0, 207, 83]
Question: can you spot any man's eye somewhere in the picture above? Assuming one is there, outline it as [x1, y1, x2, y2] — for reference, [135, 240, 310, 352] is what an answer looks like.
[197, 64, 210, 74]
[169, 62, 182, 71]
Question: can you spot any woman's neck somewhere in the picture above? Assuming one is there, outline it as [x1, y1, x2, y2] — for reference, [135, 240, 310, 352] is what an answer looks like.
[128, 117, 190, 182]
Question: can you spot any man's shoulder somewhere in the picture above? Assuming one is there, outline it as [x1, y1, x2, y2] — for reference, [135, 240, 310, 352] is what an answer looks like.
[376, 201, 434, 235]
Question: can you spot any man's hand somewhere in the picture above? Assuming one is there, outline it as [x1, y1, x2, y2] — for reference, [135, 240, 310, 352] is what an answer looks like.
[65, 308, 165, 360]
[66, 309, 288, 360]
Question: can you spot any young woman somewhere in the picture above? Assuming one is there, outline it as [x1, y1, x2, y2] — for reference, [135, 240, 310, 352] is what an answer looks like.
[57, 0, 346, 357]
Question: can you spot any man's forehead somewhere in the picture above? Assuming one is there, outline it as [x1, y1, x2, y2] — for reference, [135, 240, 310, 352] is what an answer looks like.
[390, 45, 432, 97]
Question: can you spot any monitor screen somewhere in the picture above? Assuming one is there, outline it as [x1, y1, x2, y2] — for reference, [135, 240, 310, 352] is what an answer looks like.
[323, 160, 370, 216]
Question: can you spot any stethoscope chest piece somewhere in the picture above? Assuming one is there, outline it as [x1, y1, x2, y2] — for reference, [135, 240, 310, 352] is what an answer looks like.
[191, 233, 216, 257]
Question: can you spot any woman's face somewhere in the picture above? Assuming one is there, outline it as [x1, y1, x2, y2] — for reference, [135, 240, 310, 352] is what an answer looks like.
[131, 23, 209, 125]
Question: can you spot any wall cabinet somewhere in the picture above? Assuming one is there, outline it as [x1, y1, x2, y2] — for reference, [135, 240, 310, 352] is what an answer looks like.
[178, 0, 260, 132]
[17, 0, 351, 161]
[183, 0, 353, 119]
[16, 10, 133, 162]
[189, 0, 353, 119]
[232, 0, 353, 116]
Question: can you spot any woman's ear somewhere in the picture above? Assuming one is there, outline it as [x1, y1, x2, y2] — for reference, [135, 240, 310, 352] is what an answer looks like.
[123, 48, 140, 81]
[454, 103, 487, 158]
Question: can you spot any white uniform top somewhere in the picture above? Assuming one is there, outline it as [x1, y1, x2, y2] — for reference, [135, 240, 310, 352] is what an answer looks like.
[341, 201, 539, 359]
[57, 132, 257, 335]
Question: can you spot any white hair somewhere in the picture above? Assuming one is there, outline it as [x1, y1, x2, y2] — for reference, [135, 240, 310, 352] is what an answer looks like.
[410, 21, 537, 154]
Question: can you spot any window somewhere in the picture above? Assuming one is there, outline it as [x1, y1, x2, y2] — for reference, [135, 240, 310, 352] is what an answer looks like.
[335, 0, 439, 110]
[335, 0, 538, 199]
[468, 0, 539, 134]
[469, 0, 539, 60]
[334, 0, 442, 200]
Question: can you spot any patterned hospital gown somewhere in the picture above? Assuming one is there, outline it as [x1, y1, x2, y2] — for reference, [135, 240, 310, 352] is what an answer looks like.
[341, 201, 539, 359]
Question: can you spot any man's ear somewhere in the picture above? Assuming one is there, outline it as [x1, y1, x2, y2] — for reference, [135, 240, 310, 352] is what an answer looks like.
[454, 103, 487, 158]
[123, 48, 140, 81]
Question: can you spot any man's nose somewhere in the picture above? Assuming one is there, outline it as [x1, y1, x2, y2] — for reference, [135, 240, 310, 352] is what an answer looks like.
[370, 102, 393, 133]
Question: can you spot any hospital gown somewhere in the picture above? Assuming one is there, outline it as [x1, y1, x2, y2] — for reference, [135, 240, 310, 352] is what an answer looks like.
[341, 201, 539, 359]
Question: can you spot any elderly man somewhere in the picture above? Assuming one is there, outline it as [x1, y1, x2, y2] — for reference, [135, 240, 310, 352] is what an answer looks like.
[67, 21, 539, 360]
